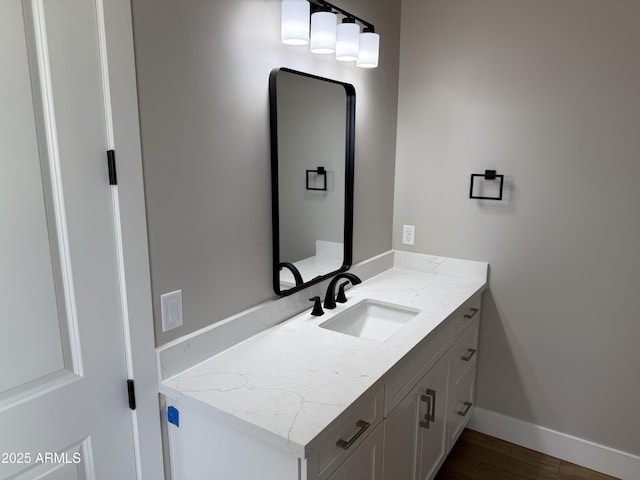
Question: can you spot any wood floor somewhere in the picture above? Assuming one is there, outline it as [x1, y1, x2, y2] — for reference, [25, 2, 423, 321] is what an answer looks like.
[434, 429, 619, 480]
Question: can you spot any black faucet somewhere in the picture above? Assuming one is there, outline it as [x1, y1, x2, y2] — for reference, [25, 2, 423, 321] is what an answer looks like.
[335, 281, 350, 304]
[309, 296, 324, 316]
[324, 273, 362, 309]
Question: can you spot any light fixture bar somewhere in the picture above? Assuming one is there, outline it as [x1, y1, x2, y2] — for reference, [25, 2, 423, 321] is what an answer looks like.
[309, 0, 374, 32]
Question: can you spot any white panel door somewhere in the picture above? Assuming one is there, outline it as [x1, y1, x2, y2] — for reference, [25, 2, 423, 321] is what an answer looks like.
[0, 0, 144, 478]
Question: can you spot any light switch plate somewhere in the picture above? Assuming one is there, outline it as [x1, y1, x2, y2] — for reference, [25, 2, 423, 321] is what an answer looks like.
[161, 290, 183, 332]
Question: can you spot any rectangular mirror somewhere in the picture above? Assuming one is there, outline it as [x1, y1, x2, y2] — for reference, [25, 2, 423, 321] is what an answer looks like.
[269, 68, 355, 296]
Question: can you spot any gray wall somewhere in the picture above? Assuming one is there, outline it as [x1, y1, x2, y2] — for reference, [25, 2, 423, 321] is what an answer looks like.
[394, 0, 640, 456]
[131, 0, 400, 345]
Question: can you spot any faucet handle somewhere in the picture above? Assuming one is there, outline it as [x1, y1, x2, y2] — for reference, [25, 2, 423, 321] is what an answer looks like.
[336, 281, 350, 304]
[309, 296, 324, 316]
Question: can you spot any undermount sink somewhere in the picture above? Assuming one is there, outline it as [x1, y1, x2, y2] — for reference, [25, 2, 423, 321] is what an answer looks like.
[319, 299, 420, 341]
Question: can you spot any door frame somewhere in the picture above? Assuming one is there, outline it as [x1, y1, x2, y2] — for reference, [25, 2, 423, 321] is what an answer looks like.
[102, 0, 164, 477]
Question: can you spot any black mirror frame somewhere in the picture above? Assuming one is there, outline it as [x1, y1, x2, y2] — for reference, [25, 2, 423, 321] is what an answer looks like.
[269, 67, 355, 296]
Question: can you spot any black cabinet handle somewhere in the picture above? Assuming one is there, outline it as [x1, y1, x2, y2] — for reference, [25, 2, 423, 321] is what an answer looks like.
[336, 420, 371, 450]
[457, 401, 473, 417]
[461, 348, 477, 361]
[419, 388, 437, 429]
[463, 308, 479, 319]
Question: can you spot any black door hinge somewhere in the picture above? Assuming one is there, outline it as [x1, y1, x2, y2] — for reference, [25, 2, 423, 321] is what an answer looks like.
[127, 379, 136, 410]
[107, 149, 117, 185]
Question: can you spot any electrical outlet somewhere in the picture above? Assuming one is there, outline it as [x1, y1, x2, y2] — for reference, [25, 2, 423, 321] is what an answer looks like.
[161, 290, 183, 332]
[402, 225, 415, 245]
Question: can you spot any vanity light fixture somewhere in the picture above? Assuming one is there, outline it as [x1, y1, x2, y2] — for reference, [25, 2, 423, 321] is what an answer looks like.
[281, 0, 310, 45]
[335, 18, 360, 61]
[310, 6, 337, 53]
[356, 27, 380, 68]
[280, 0, 379, 68]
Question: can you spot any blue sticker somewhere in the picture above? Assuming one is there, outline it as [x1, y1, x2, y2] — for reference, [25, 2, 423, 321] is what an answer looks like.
[168, 406, 179, 427]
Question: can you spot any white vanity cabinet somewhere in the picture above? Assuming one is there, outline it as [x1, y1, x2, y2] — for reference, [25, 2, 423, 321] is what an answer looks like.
[162, 276, 485, 480]
[321, 424, 384, 480]
[306, 386, 384, 480]
[382, 353, 450, 480]
[381, 292, 482, 480]
[447, 297, 481, 449]
[167, 386, 384, 480]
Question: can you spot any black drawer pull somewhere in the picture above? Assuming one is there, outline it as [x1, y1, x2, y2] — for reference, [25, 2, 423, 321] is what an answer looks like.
[463, 308, 479, 319]
[419, 388, 437, 429]
[461, 348, 477, 361]
[336, 420, 371, 450]
[457, 401, 473, 417]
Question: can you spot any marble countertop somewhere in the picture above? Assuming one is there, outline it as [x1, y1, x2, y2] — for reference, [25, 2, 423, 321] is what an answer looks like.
[160, 261, 486, 458]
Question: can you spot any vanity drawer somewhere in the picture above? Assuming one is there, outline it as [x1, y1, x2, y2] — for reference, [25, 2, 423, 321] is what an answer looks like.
[454, 293, 481, 334]
[451, 318, 480, 385]
[447, 365, 476, 449]
[384, 318, 454, 416]
[309, 386, 384, 480]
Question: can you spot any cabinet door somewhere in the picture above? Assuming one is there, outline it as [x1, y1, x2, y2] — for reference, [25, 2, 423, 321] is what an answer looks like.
[382, 386, 418, 480]
[415, 356, 450, 480]
[323, 424, 384, 480]
[383, 355, 449, 480]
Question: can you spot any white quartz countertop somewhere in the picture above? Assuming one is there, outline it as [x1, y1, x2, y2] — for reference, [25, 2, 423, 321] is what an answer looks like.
[160, 265, 486, 458]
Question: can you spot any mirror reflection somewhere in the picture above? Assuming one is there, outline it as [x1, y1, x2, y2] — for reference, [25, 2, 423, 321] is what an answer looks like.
[269, 68, 355, 295]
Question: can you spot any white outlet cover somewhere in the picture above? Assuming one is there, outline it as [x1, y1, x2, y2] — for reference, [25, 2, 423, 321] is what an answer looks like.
[161, 290, 183, 332]
[402, 225, 415, 246]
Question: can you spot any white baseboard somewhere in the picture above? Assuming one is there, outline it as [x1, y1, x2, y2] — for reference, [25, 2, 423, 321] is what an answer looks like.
[468, 408, 640, 480]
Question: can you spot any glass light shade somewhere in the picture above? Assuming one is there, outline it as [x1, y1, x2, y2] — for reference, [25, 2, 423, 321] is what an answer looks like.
[310, 11, 337, 54]
[281, 0, 309, 45]
[356, 31, 380, 68]
[335, 21, 360, 61]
